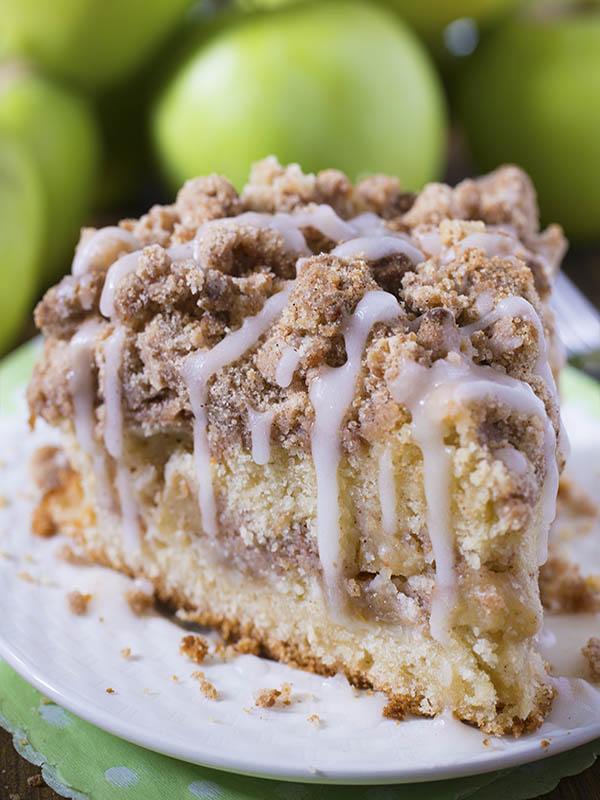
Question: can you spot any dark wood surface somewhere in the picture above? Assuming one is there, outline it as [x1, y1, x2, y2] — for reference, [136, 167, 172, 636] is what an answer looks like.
[2, 232, 599, 800]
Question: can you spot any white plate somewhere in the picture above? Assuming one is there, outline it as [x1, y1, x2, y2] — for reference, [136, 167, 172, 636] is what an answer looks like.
[0, 395, 599, 785]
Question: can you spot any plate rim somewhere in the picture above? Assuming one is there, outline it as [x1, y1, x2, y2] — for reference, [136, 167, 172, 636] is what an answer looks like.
[2, 344, 600, 785]
[1, 633, 599, 786]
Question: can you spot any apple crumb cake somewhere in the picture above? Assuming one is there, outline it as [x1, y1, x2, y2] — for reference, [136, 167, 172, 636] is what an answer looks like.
[28, 156, 569, 735]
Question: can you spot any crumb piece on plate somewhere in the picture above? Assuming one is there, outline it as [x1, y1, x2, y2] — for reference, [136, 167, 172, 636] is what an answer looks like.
[120, 647, 132, 659]
[0, 495, 8, 508]
[582, 637, 600, 681]
[192, 670, 219, 700]
[307, 713, 321, 726]
[105, 687, 116, 695]
[383, 695, 408, 720]
[180, 634, 209, 664]
[55, 543, 90, 565]
[125, 586, 154, 615]
[557, 476, 600, 519]
[31, 501, 58, 538]
[540, 556, 600, 613]
[254, 682, 293, 708]
[30, 446, 75, 538]
[233, 636, 261, 656]
[26, 774, 44, 788]
[17, 570, 36, 584]
[67, 590, 92, 615]
[540, 738, 551, 749]
[171, 674, 180, 683]
[254, 688, 281, 708]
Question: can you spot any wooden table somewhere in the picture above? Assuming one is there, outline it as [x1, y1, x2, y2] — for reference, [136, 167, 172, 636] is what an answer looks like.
[1, 246, 599, 800]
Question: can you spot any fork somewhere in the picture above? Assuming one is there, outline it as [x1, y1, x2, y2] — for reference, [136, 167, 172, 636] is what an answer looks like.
[551, 272, 600, 381]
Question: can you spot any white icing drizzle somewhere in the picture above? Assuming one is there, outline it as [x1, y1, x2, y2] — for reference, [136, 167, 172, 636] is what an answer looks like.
[293, 205, 357, 241]
[103, 326, 126, 460]
[347, 212, 389, 236]
[458, 230, 521, 259]
[182, 284, 293, 536]
[71, 227, 139, 277]
[68, 206, 562, 632]
[412, 227, 443, 258]
[309, 290, 401, 609]
[495, 446, 529, 475]
[462, 295, 558, 405]
[100, 251, 140, 318]
[194, 213, 310, 260]
[167, 243, 195, 261]
[390, 356, 559, 639]
[68, 320, 111, 510]
[103, 325, 141, 553]
[100, 243, 196, 319]
[377, 446, 397, 537]
[332, 235, 424, 265]
[247, 407, 276, 466]
[461, 293, 569, 504]
[275, 346, 301, 388]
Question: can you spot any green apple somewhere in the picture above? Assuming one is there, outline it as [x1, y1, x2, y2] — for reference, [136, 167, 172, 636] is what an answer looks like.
[0, 64, 99, 282]
[0, 0, 194, 91]
[384, 0, 523, 45]
[233, 0, 522, 50]
[0, 136, 43, 354]
[454, 6, 600, 240]
[153, 0, 447, 192]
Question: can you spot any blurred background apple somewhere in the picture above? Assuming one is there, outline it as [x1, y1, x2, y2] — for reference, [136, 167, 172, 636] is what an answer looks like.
[1, 0, 600, 358]
[0, 137, 43, 352]
[153, 1, 447, 191]
[385, 0, 522, 49]
[0, 0, 193, 91]
[0, 64, 100, 283]
[454, 1, 600, 240]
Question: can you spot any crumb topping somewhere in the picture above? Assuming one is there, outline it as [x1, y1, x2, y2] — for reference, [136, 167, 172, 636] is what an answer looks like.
[29, 158, 564, 466]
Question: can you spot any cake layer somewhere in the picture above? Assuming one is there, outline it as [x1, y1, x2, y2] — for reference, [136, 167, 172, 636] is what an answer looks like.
[39, 432, 553, 735]
[28, 157, 568, 734]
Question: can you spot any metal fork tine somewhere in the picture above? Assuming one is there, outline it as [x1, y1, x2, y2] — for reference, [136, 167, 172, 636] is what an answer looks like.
[551, 273, 600, 378]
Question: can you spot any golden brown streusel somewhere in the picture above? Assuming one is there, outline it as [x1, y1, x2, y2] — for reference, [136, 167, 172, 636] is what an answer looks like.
[192, 670, 219, 700]
[254, 682, 293, 708]
[180, 634, 209, 664]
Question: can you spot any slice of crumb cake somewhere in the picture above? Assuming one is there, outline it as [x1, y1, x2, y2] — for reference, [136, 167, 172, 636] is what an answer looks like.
[28, 157, 568, 734]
